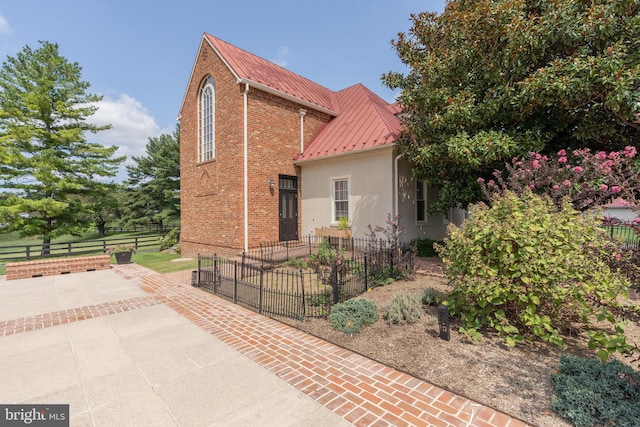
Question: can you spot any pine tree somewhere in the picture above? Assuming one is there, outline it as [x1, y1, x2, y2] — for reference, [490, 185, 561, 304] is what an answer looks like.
[123, 126, 180, 231]
[0, 41, 125, 254]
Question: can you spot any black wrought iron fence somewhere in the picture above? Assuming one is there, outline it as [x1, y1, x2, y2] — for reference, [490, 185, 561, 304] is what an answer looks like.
[242, 234, 412, 268]
[195, 246, 413, 320]
[602, 220, 640, 250]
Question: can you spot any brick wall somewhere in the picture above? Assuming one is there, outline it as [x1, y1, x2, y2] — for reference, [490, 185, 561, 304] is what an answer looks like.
[180, 41, 244, 257]
[5, 255, 111, 280]
[180, 39, 332, 257]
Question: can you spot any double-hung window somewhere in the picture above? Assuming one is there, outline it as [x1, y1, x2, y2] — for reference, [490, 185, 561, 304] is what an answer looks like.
[333, 178, 349, 222]
[199, 76, 215, 162]
[416, 180, 427, 222]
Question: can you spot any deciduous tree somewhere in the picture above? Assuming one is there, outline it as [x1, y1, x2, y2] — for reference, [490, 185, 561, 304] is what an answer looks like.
[384, 0, 640, 212]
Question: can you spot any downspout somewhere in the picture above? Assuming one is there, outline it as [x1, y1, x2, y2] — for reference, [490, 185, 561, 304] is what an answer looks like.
[298, 109, 307, 153]
[243, 83, 249, 252]
[394, 154, 403, 221]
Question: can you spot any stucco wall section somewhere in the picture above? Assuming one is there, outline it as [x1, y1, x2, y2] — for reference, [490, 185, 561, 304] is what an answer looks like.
[396, 159, 451, 241]
[300, 148, 395, 238]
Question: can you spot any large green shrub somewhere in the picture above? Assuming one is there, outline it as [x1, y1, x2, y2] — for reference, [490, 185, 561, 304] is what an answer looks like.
[411, 238, 440, 257]
[384, 293, 422, 325]
[438, 190, 631, 357]
[551, 355, 640, 427]
[328, 298, 379, 334]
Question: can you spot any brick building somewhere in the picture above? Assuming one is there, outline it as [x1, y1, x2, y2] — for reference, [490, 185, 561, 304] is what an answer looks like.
[179, 34, 459, 257]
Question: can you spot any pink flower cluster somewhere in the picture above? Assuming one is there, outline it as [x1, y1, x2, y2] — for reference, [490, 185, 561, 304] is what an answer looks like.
[477, 145, 639, 214]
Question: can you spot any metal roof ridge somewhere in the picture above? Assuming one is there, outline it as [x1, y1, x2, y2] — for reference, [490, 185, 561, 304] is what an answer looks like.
[204, 33, 340, 115]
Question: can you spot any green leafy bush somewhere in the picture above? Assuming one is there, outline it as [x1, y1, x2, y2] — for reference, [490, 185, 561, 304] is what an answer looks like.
[421, 287, 444, 306]
[411, 238, 441, 257]
[551, 355, 640, 427]
[307, 239, 346, 285]
[160, 228, 180, 251]
[438, 190, 631, 354]
[369, 266, 405, 287]
[282, 257, 307, 269]
[384, 293, 422, 325]
[328, 298, 379, 334]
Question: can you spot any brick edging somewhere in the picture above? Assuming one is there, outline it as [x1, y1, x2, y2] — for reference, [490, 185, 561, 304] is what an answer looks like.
[5, 255, 111, 280]
[0, 296, 159, 336]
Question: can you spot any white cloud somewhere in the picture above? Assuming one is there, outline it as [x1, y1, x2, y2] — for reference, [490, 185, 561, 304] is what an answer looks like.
[86, 93, 164, 181]
[272, 45, 294, 67]
[0, 13, 12, 35]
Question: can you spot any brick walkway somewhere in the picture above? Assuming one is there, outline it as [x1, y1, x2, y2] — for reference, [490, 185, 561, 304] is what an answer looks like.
[113, 264, 529, 427]
[0, 296, 159, 337]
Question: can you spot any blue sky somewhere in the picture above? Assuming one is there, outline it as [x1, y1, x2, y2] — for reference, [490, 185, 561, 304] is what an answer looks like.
[0, 1, 445, 180]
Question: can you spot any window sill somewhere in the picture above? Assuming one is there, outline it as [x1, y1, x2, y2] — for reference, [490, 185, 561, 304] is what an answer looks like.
[197, 158, 216, 166]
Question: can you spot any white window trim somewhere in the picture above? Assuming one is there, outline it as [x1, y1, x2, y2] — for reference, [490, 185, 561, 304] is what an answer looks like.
[416, 180, 428, 225]
[198, 76, 215, 162]
[331, 176, 349, 224]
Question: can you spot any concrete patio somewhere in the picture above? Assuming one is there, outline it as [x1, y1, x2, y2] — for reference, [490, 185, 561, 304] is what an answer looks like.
[0, 270, 350, 426]
[0, 265, 529, 426]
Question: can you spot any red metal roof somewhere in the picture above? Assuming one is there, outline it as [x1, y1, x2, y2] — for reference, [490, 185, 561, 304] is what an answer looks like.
[202, 34, 402, 162]
[204, 34, 338, 114]
[296, 84, 402, 162]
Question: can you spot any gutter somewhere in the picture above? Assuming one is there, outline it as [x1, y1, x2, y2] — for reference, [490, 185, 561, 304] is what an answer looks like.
[293, 144, 395, 165]
[394, 154, 402, 222]
[299, 109, 306, 153]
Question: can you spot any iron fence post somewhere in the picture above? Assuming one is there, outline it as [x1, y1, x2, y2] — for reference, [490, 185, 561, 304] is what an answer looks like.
[241, 251, 246, 279]
[364, 255, 368, 292]
[259, 266, 264, 314]
[233, 260, 238, 303]
[331, 263, 339, 304]
[214, 255, 218, 289]
[300, 269, 306, 320]
[197, 254, 201, 284]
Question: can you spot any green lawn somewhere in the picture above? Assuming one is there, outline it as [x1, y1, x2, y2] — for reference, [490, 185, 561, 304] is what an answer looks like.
[0, 230, 195, 275]
[130, 252, 198, 274]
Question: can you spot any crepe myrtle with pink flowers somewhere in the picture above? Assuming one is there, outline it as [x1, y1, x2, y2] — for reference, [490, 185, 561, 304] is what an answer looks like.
[478, 146, 639, 214]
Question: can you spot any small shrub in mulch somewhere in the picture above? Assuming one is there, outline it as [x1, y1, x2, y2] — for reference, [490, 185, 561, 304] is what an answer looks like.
[328, 298, 379, 334]
[384, 293, 422, 325]
[551, 355, 640, 427]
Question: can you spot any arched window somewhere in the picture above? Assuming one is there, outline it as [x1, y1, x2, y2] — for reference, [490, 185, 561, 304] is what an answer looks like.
[199, 76, 215, 161]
